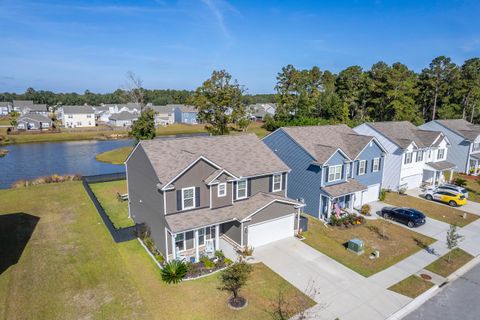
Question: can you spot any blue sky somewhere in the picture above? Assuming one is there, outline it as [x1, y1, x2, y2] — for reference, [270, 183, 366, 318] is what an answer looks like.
[0, 0, 479, 94]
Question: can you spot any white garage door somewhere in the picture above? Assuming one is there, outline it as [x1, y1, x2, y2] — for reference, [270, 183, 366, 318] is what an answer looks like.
[401, 174, 423, 190]
[248, 214, 295, 248]
[362, 184, 380, 204]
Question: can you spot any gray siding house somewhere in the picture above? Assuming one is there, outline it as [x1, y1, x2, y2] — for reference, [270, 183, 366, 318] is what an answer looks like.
[16, 114, 52, 130]
[126, 134, 303, 262]
[419, 119, 480, 175]
[263, 125, 386, 221]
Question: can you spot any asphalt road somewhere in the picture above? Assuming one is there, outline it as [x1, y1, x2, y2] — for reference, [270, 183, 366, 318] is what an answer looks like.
[405, 262, 480, 320]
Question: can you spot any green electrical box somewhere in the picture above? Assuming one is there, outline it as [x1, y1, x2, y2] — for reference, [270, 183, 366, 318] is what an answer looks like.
[347, 238, 364, 255]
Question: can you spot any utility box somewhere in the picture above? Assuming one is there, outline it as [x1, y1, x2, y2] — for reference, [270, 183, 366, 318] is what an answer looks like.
[347, 238, 364, 255]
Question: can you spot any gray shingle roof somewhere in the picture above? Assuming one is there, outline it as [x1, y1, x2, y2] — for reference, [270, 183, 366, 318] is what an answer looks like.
[138, 133, 289, 186]
[281, 125, 377, 164]
[425, 161, 456, 171]
[470, 154, 480, 161]
[149, 105, 175, 114]
[18, 114, 52, 123]
[173, 104, 197, 113]
[368, 121, 443, 149]
[435, 119, 480, 142]
[62, 105, 95, 114]
[13, 100, 33, 107]
[165, 192, 301, 233]
[30, 104, 48, 112]
[0, 102, 11, 107]
[322, 179, 368, 198]
[109, 111, 138, 121]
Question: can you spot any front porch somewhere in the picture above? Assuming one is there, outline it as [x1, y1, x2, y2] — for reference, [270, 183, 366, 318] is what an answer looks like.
[320, 179, 368, 220]
[423, 161, 456, 188]
[468, 154, 480, 175]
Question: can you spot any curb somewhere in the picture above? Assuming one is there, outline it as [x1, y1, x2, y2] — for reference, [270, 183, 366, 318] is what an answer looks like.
[386, 254, 480, 320]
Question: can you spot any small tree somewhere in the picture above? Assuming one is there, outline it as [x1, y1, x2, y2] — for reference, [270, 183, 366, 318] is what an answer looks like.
[130, 108, 156, 143]
[446, 224, 464, 262]
[218, 261, 252, 307]
[237, 118, 251, 132]
[267, 281, 320, 320]
[9, 111, 19, 127]
[379, 217, 390, 240]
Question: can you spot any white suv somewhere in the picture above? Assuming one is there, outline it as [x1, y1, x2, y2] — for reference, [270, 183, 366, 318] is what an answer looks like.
[432, 184, 469, 199]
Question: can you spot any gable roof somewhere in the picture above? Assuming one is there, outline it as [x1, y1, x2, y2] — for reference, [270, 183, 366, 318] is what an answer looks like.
[18, 114, 52, 123]
[281, 124, 381, 164]
[149, 105, 175, 114]
[174, 104, 197, 113]
[109, 111, 138, 121]
[367, 121, 444, 149]
[13, 100, 34, 107]
[62, 105, 95, 114]
[29, 104, 48, 112]
[0, 102, 11, 107]
[137, 133, 289, 187]
[435, 119, 480, 142]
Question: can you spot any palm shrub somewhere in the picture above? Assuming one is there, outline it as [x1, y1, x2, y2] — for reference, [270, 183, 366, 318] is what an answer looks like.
[161, 260, 188, 284]
[454, 178, 467, 187]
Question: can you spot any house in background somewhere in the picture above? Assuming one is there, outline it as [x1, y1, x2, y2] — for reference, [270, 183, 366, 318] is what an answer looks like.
[248, 103, 276, 122]
[420, 119, 480, 175]
[354, 121, 454, 191]
[28, 104, 49, 116]
[60, 105, 96, 128]
[126, 134, 303, 262]
[119, 102, 141, 114]
[174, 105, 198, 124]
[109, 111, 138, 127]
[12, 100, 34, 114]
[263, 125, 386, 221]
[93, 106, 112, 122]
[16, 114, 52, 130]
[149, 105, 175, 126]
[0, 102, 11, 116]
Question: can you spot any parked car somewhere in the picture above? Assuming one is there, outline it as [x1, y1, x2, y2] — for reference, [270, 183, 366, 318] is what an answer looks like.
[424, 189, 467, 207]
[381, 207, 426, 228]
[431, 183, 469, 199]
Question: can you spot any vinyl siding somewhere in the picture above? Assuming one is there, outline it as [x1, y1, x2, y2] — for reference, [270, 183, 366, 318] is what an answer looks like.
[323, 151, 349, 186]
[352, 140, 384, 187]
[211, 173, 233, 209]
[263, 129, 322, 218]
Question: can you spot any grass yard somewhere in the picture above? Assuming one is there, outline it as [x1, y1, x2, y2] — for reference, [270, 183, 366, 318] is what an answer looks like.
[384, 192, 478, 227]
[302, 216, 436, 277]
[89, 180, 134, 229]
[388, 275, 434, 298]
[425, 248, 474, 278]
[453, 173, 480, 203]
[0, 117, 11, 125]
[96, 146, 133, 165]
[0, 182, 313, 319]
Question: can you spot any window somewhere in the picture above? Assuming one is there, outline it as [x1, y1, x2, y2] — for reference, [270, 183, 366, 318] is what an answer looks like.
[237, 180, 247, 199]
[217, 183, 226, 197]
[68, 115, 73, 118]
[437, 148, 445, 160]
[346, 163, 351, 178]
[404, 152, 413, 165]
[328, 165, 342, 182]
[272, 174, 282, 192]
[182, 187, 195, 210]
[175, 233, 185, 251]
[427, 150, 432, 159]
[358, 160, 366, 175]
[416, 150, 424, 162]
[473, 142, 480, 152]
[372, 158, 380, 172]
[87, 114, 92, 118]
[198, 228, 205, 246]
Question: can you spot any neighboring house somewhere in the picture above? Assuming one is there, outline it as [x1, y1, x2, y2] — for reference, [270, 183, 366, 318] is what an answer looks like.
[16, 114, 52, 130]
[419, 119, 480, 175]
[173, 105, 198, 124]
[28, 104, 49, 116]
[354, 121, 454, 191]
[126, 134, 303, 262]
[119, 102, 141, 114]
[248, 103, 276, 121]
[109, 111, 138, 127]
[60, 105, 96, 128]
[0, 102, 11, 116]
[12, 100, 34, 114]
[93, 106, 112, 122]
[263, 125, 386, 220]
[149, 105, 175, 126]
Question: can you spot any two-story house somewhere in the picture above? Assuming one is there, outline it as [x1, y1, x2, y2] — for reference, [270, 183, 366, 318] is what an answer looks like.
[263, 125, 386, 221]
[174, 105, 199, 124]
[149, 105, 175, 126]
[354, 121, 454, 191]
[0, 102, 12, 115]
[419, 119, 480, 175]
[60, 106, 96, 128]
[126, 134, 303, 262]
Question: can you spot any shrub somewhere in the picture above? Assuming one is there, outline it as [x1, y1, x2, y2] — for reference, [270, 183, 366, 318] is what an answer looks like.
[242, 246, 254, 257]
[215, 250, 225, 260]
[224, 258, 233, 265]
[161, 260, 188, 284]
[11, 174, 82, 188]
[454, 178, 467, 187]
[200, 256, 215, 269]
[379, 188, 387, 201]
[154, 253, 165, 265]
[360, 204, 371, 216]
[398, 187, 407, 195]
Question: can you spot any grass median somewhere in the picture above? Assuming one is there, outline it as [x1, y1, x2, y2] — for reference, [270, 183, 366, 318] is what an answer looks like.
[425, 248, 474, 278]
[388, 275, 434, 298]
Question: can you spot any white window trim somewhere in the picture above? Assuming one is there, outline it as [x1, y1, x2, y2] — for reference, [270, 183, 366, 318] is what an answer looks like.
[358, 160, 366, 176]
[198, 228, 205, 246]
[328, 165, 343, 182]
[346, 163, 351, 178]
[217, 182, 227, 197]
[416, 150, 424, 162]
[437, 148, 445, 160]
[272, 174, 282, 192]
[181, 187, 196, 210]
[175, 232, 186, 252]
[236, 179, 248, 200]
[372, 158, 380, 172]
[404, 152, 413, 165]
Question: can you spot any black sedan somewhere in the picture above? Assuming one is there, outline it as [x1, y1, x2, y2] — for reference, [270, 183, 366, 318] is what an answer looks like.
[380, 207, 426, 228]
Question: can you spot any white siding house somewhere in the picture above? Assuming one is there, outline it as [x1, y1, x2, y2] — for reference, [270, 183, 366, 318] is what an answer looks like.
[149, 105, 175, 126]
[60, 105, 96, 128]
[109, 111, 138, 127]
[354, 121, 454, 191]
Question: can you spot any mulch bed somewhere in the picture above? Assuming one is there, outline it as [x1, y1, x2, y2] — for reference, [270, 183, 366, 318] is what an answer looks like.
[228, 296, 248, 310]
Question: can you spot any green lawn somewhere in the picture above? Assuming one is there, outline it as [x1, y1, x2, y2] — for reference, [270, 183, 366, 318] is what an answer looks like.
[89, 180, 135, 229]
[96, 146, 133, 165]
[0, 182, 313, 319]
[384, 192, 478, 227]
[0, 117, 10, 125]
[453, 173, 480, 203]
[425, 248, 474, 278]
[388, 275, 434, 298]
[302, 216, 436, 277]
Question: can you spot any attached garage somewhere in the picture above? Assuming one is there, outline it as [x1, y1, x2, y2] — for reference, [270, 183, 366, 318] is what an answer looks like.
[362, 184, 380, 203]
[401, 174, 423, 190]
[247, 214, 295, 247]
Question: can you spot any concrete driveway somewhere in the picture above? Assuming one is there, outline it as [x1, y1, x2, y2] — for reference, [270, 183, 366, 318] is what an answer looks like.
[254, 238, 411, 320]
[406, 188, 480, 216]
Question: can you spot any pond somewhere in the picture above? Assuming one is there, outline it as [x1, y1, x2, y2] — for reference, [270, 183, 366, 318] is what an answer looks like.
[0, 139, 133, 189]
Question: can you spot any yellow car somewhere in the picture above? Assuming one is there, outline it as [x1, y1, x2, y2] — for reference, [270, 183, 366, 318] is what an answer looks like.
[425, 190, 467, 207]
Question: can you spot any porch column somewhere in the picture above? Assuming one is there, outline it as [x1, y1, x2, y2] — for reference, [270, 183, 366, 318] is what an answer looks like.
[171, 233, 176, 260]
[194, 229, 200, 262]
[326, 198, 332, 220]
[432, 171, 437, 188]
[449, 169, 454, 183]
[215, 225, 220, 252]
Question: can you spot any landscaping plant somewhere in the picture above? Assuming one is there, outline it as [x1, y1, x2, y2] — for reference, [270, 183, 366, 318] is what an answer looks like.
[360, 204, 371, 216]
[218, 262, 252, 308]
[379, 188, 387, 201]
[161, 260, 188, 284]
[446, 224, 464, 263]
[454, 177, 467, 187]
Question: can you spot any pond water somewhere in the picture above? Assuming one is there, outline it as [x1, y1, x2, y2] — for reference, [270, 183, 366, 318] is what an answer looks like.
[0, 139, 133, 189]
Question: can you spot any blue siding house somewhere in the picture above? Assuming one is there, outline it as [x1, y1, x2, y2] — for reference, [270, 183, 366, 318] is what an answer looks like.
[173, 104, 199, 124]
[419, 119, 480, 175]
[263, 125, 386, 220]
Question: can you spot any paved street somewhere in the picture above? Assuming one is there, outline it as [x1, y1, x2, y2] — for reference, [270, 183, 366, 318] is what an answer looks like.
[405, 263, 480, 320]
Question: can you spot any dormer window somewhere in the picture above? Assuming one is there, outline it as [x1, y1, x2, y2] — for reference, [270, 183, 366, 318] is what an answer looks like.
[218, 183, 226, 197]
[182, 187, 195, 210]
[404, 152, 413, 165]
[237, 180, 247, 199]
[437, 148, 445, 160]
[272, 174, 282, 192]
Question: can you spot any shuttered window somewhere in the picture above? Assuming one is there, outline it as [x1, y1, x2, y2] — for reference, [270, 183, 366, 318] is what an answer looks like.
[182, 187, 195, 210]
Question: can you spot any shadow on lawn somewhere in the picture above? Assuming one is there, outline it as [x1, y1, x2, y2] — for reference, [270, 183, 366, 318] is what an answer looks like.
[414, 237, 440, 256]
[0, 212, 39, 274]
